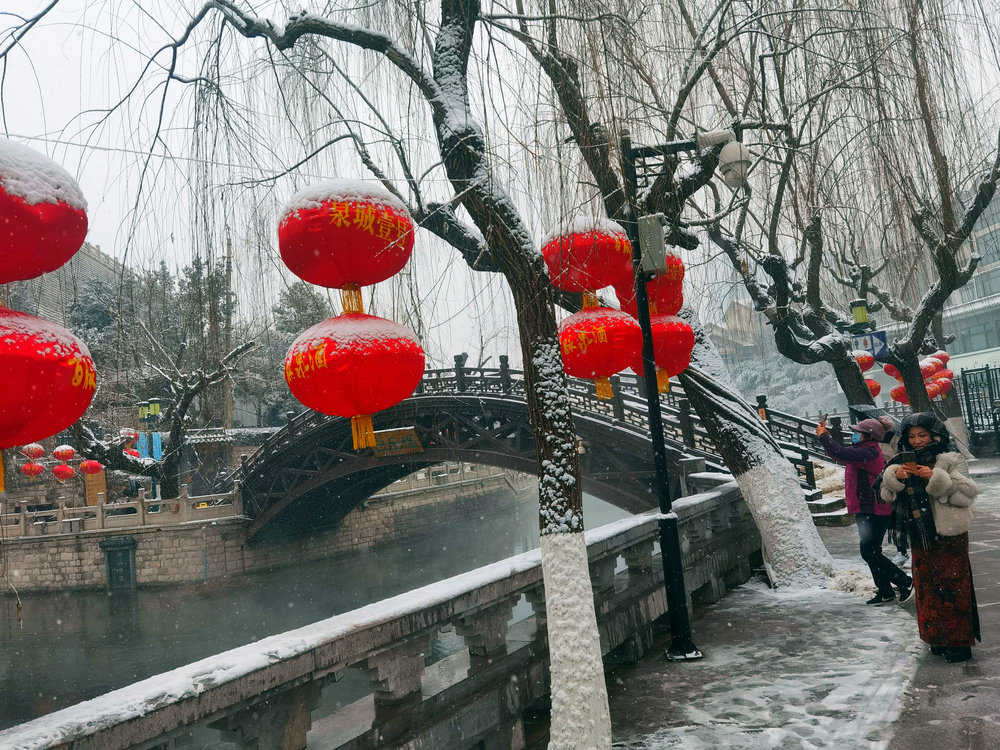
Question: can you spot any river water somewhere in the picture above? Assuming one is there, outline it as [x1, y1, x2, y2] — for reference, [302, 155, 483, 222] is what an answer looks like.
[0, 490, 631, 733]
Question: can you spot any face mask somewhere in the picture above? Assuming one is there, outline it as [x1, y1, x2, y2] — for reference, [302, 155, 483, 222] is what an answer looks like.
[851, 432, 862, 444]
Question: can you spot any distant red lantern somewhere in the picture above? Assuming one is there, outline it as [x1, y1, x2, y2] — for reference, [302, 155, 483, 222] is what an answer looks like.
[925, 381, 942, 400]
[52, 463, 75, 483]
[630, 315, 696, 392]
[931, 368, 955, 382]
[0, 308, 97, 492]
[20, 443, 45, 459]
[854, 351, 875, 372]
[919, 358, 944, 378]
[936, 378, 954, 397]
[616, 273, 684, 318]
[931, 350, 950, 364]
[124, 448, 140, 459]
[883, 364, 903, 380]
[890, 384, 909, 405]
[0, 138, 89, 284]
[559, 308, 642, 399]
[285, 314, 425, 449]
[20, 461, 44, 480]
[542, 218, 633, 295]
[52, 444, 75, 462]
[866, 378, 881, 398]
[278, 180, 415, 312]
[79, 459, 103, 476]
[120, 429, 139, 446]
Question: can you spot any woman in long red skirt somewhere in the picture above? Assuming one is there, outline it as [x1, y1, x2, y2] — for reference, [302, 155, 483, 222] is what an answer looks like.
[879, 413, 980, 663]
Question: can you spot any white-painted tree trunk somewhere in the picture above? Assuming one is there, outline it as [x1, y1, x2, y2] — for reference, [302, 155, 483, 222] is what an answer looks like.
[540, 532, 611, 750]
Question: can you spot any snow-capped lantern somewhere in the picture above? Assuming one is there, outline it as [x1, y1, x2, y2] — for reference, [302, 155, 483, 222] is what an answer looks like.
[52, 462, 75, 483]
[559, 308, 642, 399]
[285, 314, 425, 449]
[0, 308, 97, 492]
[866, 378, 881, 398]
[20, 443, 45, 460]
[278, 180, 415, 313]
[936, 378, 954, 397]
[52, 444, 75, 462]
[932, 368, 955, 382]
[930, 350, 950, 364]
[20, 461, 44, 480]
[890, 384, 909, 405]
[0, 138, 89, 284]
[616, 272, 684, 318]
[925, 381, 942, 400]
[919, 358, 944, 378]
[630, 315, 696, 393]
[541, 218, 633, 302]
[854, 351, 875, 373]
[883, 364, 902, 380]
[79, 459, 103, 476]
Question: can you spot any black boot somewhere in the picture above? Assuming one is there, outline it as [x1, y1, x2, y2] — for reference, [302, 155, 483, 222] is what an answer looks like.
[944, 647, 972, 663]
[930, 646, 946, 655]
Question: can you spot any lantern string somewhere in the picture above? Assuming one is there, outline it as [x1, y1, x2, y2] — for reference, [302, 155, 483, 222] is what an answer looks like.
[594, 377, 614, 400]
[341, 284, 364, 315]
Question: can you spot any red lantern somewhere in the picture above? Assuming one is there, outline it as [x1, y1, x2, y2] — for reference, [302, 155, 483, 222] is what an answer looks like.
[120, 429, 139, 446]
[52, 463, 75, 483]
[936, 378, 954, 396]
[866, 378, 881, 398]
[20, 461, 44, 480]
[124, 448, 140, 459]
[53, 444, 75, 462]
[559, 308, 642, 399]
[20, 443, 45, 459]
[931, 350, 950, 364]
[0, 138, 89, 284]
[278, 180, 415, 311]
[285, 314, 425, 449]
[883, 364, 903, 380]
[0, 308, 97, 492]
[542, 218, 633, 294]
[630, 315, 696, 392]
[854, 351, 875, 372]
[931, 367, 954, 382]
[79, 459, 103, 476]
[919, 358, 944, 378]
[889, 384, 909, 405]
[616, 273, 684, 318]
[925, 381, 942, 400]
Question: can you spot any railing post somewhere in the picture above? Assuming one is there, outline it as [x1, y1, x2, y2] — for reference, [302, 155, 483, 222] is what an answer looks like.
[678, 397, 696, 448]
[178, 485, 191, 522]
[755, 394, 769, 422]
[232, 481, 243, 516]
[19, 503, 27, 537]
[136, 488, 147, 526]
[208, 681, 323, 750]
[499, 354, 512, 393]
[96, 492, 105, 529]
[800, 450, 816, 487]
[610, 374, 625, 421]
[365, 637, 431, 704]
[454, 352, 468, 392]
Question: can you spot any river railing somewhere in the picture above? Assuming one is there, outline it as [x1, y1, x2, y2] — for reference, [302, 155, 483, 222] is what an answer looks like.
[0, 482, 760, 750]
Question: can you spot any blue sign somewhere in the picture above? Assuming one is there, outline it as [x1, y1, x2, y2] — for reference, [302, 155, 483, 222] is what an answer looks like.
[852, 330, 888, 359]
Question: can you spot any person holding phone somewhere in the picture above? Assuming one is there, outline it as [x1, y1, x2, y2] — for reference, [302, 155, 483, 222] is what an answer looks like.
[879, 413, 980, 663]
[816, 417, 913, 606]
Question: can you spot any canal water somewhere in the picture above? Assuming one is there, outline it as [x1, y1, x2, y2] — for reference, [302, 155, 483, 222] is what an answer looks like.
[0, 490, 631, 733]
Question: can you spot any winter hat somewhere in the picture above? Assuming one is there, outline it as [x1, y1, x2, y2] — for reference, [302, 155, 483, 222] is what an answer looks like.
[877, 415, 897, 434]
[848, 418, 886, 442]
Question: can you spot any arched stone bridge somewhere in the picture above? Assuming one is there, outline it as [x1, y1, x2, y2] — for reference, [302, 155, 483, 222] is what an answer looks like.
[236, 358, 821, 541]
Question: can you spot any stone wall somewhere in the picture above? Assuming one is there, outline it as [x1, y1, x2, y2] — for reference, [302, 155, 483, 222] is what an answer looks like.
[2, 480, 533, 592]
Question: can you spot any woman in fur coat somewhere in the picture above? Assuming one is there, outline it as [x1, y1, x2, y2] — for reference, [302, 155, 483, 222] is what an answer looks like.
[879, 413, 981, 663]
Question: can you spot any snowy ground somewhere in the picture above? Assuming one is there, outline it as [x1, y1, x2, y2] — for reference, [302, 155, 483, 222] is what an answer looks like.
[608, 510, 922, 749]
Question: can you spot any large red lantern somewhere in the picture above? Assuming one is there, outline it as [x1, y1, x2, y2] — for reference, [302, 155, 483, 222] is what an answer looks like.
[53, 444, 75, 462]
[52, 463, 75, 483]
[866, 378, 881, 398]
[278, 180, 415, 312]
[21, 461, 44, 480]
[616, 273, 684, 318]
[20, 443, 45, 460]
[0, 308, 97, 491]
[542, 218, 633, 296]
[558, 308, 642, 399]
[854, 351, 875, 373]
[79, 459, 104, 476]
[890, 384, 909, 405]
[630, 315, 696, 392]
[919, 358, 944, 378]
[925, 381, 942, 400]
[0, 138, 89, 284]
[285, 314, 425, 449]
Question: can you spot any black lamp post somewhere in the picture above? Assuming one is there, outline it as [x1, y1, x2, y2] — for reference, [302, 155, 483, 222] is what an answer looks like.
[618, 129, 749, 660]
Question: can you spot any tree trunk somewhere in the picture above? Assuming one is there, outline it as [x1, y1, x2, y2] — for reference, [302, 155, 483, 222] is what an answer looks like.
[832, 358, 876, 407]
[678, 308, 834, 586]
[508, 277, 611, 749]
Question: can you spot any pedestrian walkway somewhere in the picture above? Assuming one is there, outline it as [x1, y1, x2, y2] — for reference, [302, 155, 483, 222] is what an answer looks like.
[606, 457, 1000, 749]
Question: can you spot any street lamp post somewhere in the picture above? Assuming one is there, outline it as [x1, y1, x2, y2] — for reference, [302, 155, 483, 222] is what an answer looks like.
[619, 128, 749, 660]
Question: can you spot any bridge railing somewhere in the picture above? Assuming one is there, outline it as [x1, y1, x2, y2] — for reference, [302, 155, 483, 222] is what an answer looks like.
[0, 482, 759, 750]
[0, 484, 242, 538]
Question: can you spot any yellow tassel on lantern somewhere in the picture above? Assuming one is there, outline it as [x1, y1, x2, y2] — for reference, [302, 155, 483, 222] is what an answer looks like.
[581, 291, 599, 310]
[594, 376, 614, 400]
[341, 283, 364, 314]
[351, 414, 376, 449]
[656, 368, 671, 393]
[0, 451, 5, 493]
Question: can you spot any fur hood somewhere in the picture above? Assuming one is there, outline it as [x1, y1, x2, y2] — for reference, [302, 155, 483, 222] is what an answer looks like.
[880, 451, 977, 536]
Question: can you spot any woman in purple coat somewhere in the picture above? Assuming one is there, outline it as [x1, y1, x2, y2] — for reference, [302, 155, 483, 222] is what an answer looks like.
[817, 418, 913, 605]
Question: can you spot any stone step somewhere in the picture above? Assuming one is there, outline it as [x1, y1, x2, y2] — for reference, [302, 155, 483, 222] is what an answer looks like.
[811, 509, 855, 527]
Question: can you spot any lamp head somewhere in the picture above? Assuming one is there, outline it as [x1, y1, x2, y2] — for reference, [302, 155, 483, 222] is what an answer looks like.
[717, 141, 752, 189]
